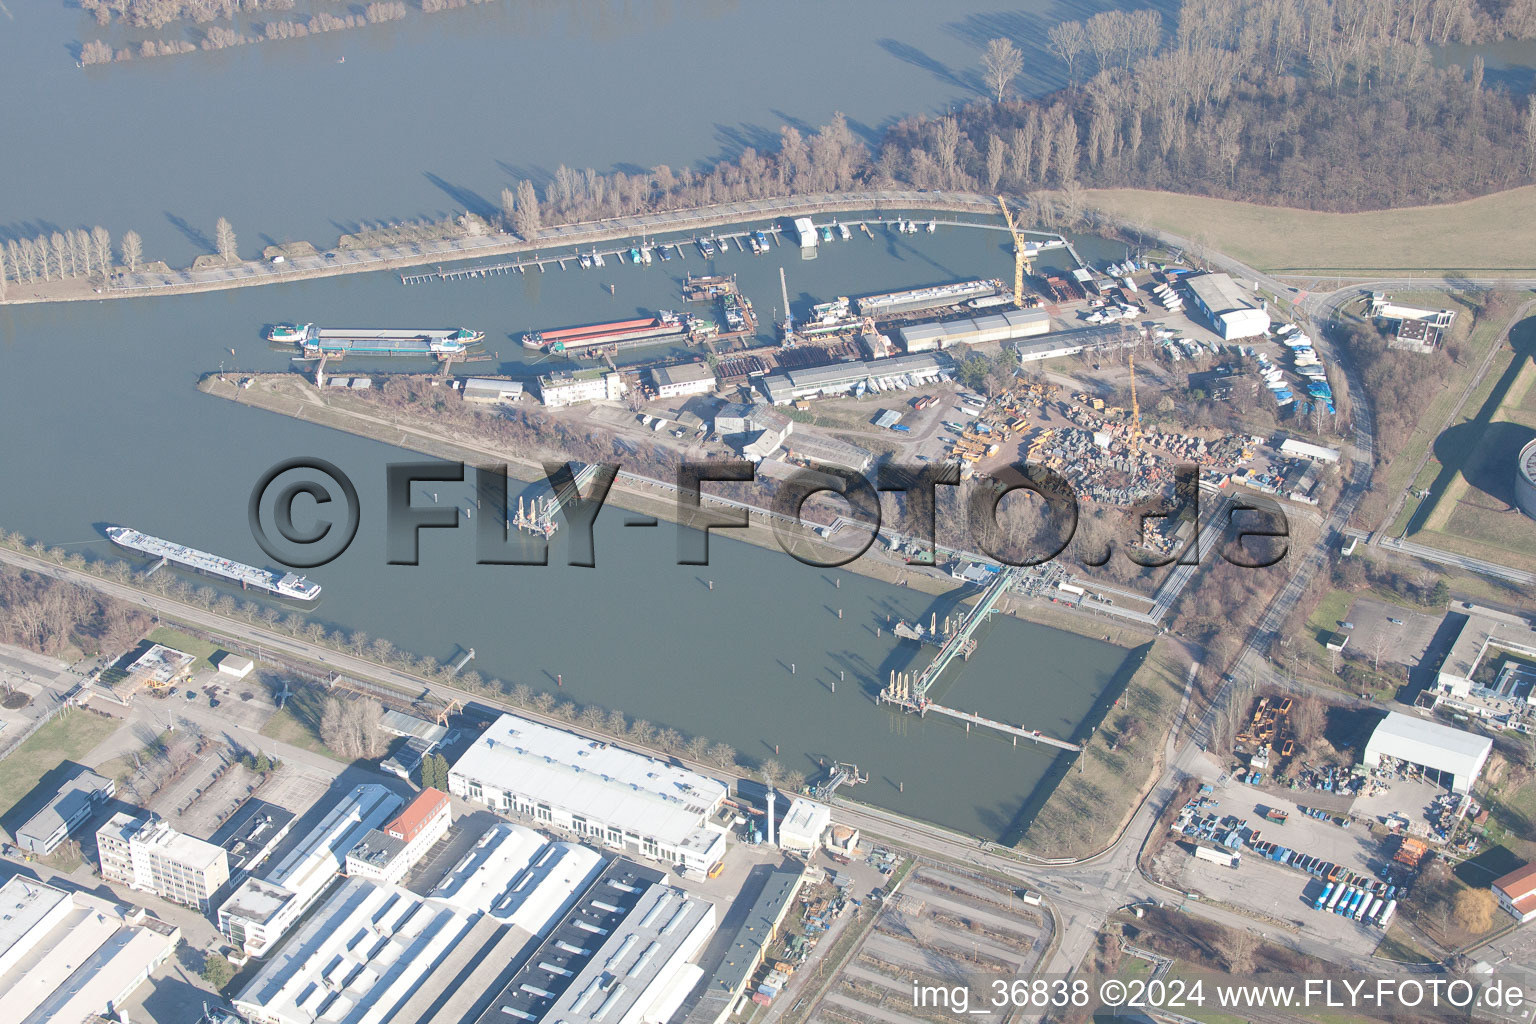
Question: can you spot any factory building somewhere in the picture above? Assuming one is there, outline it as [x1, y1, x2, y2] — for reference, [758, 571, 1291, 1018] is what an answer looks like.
[461, 377, 525, 405]
[344, 788, 452, 886]
[1518, 438, 1536, 520]
[233, 877, 482, 1024]
[536, 369, 626, 408]
[777, 798, 832, 853]
[650, 361, 718, 399]
[218, 784, 403, 958]
[472, 860, 714, 1024]
[1433, 606, 1536, 714]
[684, 863, 807, 1024]
[211, 799, 295, 880]
[0, 878, 180, 1024]
[1184, 273, 1269, 340]
[1361, 712, 1492, 795]
[897, 309, 1049, 352]
[428, 823, 605, 933]
[449, 713, 729, 880]
[1011, 324, 1137, 364]
[16, 768, 115, 856]
[1278, 438, 1342, 463]
[96, 813, 231, 910]
[758, 352, 951, 405]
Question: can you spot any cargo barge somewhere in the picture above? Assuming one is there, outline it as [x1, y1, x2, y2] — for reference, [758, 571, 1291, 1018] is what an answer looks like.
[269, 324, 484, 357]
[106, 526, 321, 600]
[852, 279, 1003, 317]
[521, 312, 686, 353]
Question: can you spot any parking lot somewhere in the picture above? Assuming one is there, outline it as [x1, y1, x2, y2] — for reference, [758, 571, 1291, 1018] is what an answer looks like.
[1341, 597, 1441, 669]
[1158, 775, 1400, 957]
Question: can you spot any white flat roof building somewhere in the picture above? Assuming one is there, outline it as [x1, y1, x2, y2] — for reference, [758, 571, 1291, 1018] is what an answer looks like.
[449, 713, 729, 879]
[1436, 607, 1536, 707]
[777, 798, 832, 853]
[650, 361, 717, 399]
[428, 823, 604, 935]
[0, 879, 180, 1024]
[1279, 438, 1341, 463]
[219, 784, 403, 957]
[217, 653, 255, 678]
[1362, 711, 1492, 794]
[233, 877, 481, 1024]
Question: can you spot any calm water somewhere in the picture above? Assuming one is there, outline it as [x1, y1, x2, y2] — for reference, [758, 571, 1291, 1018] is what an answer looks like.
[0, 220, 1136, 840]
[2, 0, 1101, 267]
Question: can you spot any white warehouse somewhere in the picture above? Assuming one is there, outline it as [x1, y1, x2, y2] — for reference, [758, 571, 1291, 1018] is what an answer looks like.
[449, 713, 729, 879]
[1362, 712, 1492, 794]
[1184, 273, 1269, 340]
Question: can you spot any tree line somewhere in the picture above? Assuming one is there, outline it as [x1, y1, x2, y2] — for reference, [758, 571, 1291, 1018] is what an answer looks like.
[484, 0, 1536, 244]
[80, 2, 408, 64]
[0, 563, 151, 657]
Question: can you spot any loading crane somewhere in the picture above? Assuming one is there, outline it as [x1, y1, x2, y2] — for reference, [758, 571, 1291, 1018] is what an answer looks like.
[997, 195, 1030, 307]
[1128, 352, 1144, 457]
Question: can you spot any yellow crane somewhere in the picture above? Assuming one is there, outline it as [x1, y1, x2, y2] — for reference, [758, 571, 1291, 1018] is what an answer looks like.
[997, 195, 1030, 307]
[1128, 352, 1144, 457]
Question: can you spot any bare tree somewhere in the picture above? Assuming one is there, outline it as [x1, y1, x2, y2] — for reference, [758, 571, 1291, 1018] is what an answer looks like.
[512, 179, 541, 240]
[981, 37, 1024, 103]
[1047, 21, 1087, 88]
[120, 230, 143, 273]
[215, 217, 237, 262]
[0, 246, 8, 302]
[707, 742, 736, 769]
[90, 226, 112, 276]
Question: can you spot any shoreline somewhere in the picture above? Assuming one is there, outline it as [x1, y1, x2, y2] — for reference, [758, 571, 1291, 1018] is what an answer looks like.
[7, 190, 1003, 307]
[199, 372, 1155, 653]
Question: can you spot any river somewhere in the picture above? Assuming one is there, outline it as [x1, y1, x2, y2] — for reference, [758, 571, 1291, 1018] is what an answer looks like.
[1, 0, 1099, 269]
[0, 212, 1141, 841]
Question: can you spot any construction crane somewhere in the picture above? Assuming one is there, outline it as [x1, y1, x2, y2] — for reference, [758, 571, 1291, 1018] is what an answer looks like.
[1128, 352, 1144, 457]
[997, 195, 1030, 307]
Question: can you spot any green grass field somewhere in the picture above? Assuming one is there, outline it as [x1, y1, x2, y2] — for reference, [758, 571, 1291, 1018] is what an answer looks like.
[1087, 186, 1536, 272]
[0, 711, 120, 822]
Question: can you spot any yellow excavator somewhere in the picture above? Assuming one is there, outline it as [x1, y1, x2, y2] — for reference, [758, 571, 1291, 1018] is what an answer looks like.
[1128, 352, 1144, 457]
[997, 195, 1030, 307]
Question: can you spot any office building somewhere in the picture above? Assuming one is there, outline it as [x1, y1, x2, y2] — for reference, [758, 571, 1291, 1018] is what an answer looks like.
[96, 813, 230, 910]
[16, 768, 115, 856]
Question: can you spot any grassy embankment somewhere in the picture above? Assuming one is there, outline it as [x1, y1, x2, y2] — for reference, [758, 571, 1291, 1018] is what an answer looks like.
[1409, 323, 1536, 571]
[1088, 186, 1536, 274]
[1017, 640, 1188, 859]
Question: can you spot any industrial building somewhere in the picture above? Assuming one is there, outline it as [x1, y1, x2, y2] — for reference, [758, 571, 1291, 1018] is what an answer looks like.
[1519, 438, 1536, 520]
[472, 860, 714, 1024]
[776, 798, 832, 853]
[1184, 273, 1269, 340]
[1492, 862, 1536, 923]
[344, 788, 452, 886]
[781, 432, 874, 472]
[1434, 606, 1536, 714]
[1367, 293, 1456, 350]
[650, 361, 717, 399]
[96, 813, 230, 910]
[449, 713, 729, 879]
[217, 653, 255, 679]
[1011, 323, 1137, 364]
[0, 877, 180, 1024]
[852, 279, 1000, 317]
[16, 767, 115, 856]
[898, 309, 1049, 352]
[536, 369, 626, 408]
[100, 643, 195, 702]
[1278, 437, 1341, 463]
[758, 352, 951, 405]
[379, 707, 449, 747]
[211, 799, 295, 879]
[684, 863, 807, 1024]
[233, 877, 482, 1024]
[218, 784, 403, 957]
[461, 377, 526, 405]
[1361, 712, 1492, 794]
[428, 823, 605, 933]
